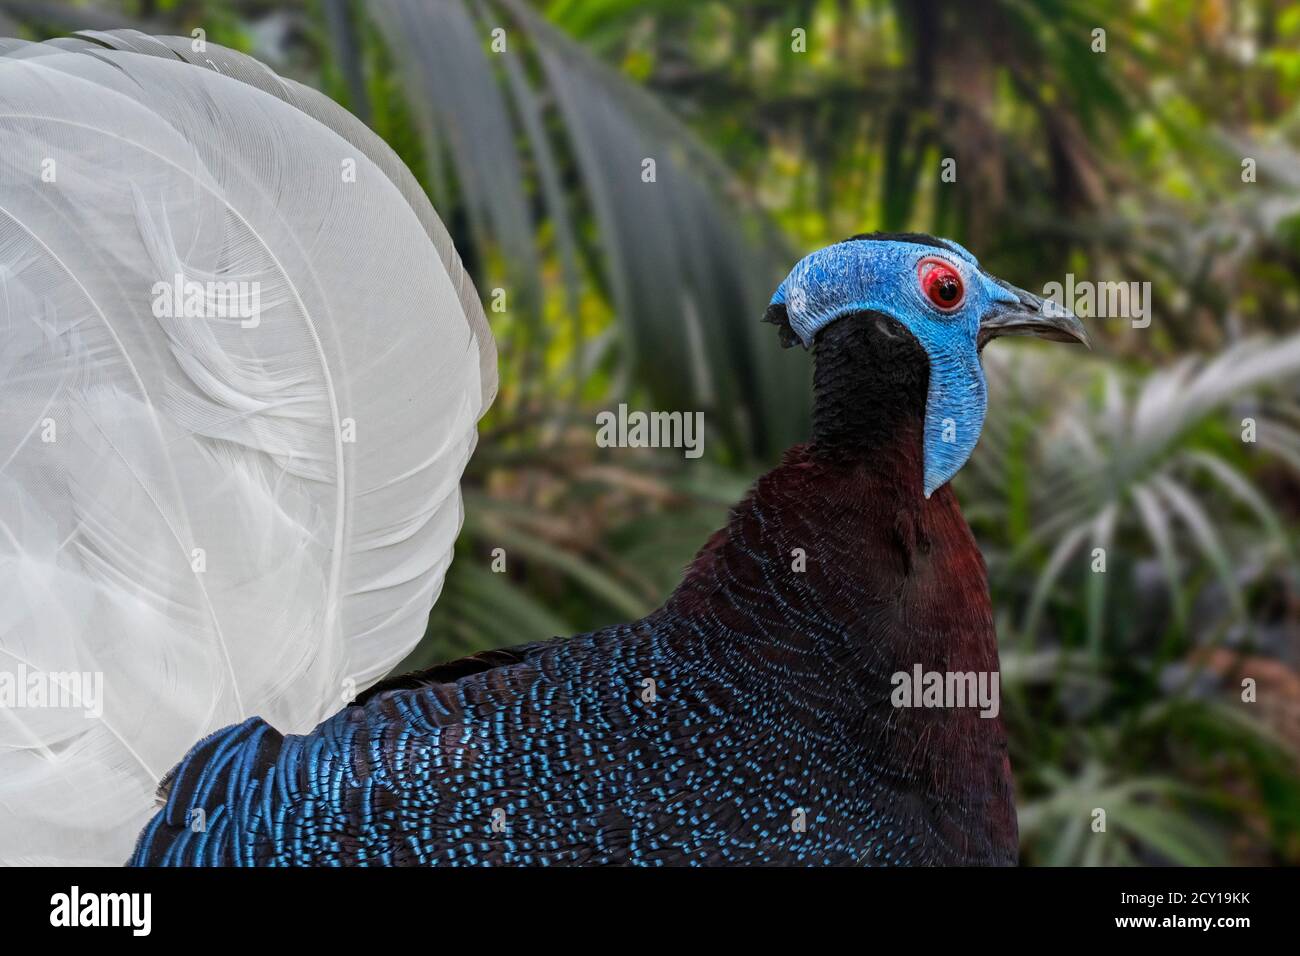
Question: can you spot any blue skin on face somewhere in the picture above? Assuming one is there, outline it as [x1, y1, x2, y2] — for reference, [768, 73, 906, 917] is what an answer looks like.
[771, 238, 1022, 498]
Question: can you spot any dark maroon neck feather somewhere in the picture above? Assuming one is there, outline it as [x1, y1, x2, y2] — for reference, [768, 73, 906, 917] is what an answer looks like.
[808, 312, 928, 496]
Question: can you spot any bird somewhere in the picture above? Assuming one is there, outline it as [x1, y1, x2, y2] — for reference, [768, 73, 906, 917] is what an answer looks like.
[0, 31, 493, 865]
[0, 33, 1089, 868]
[128, 227, 1086, 866]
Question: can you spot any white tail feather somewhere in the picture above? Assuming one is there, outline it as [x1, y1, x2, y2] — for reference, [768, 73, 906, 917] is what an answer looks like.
[0, 33, 495, 864]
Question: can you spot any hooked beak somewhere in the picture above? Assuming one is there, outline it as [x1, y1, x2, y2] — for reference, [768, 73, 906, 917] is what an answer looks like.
[978, 276, 1091, 350]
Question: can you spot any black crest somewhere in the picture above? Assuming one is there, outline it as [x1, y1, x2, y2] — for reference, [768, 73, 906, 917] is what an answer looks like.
[837, 231, 959, 254]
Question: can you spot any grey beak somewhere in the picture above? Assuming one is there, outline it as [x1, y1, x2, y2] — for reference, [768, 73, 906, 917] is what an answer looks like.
[979, 276, 1091, 350]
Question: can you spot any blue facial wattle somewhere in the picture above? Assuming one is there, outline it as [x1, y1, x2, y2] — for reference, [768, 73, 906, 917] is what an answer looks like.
[771, 238, 1019, 497]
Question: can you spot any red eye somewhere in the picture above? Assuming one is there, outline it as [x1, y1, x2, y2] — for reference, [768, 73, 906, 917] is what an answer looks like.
[918, 258, 964, 311]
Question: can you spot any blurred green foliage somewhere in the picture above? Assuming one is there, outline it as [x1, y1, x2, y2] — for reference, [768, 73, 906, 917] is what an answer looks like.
[6, 0, 1298, 865]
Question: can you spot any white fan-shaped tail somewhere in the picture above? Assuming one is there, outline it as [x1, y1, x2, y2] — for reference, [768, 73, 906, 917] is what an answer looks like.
[0, 32, 495, 864]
